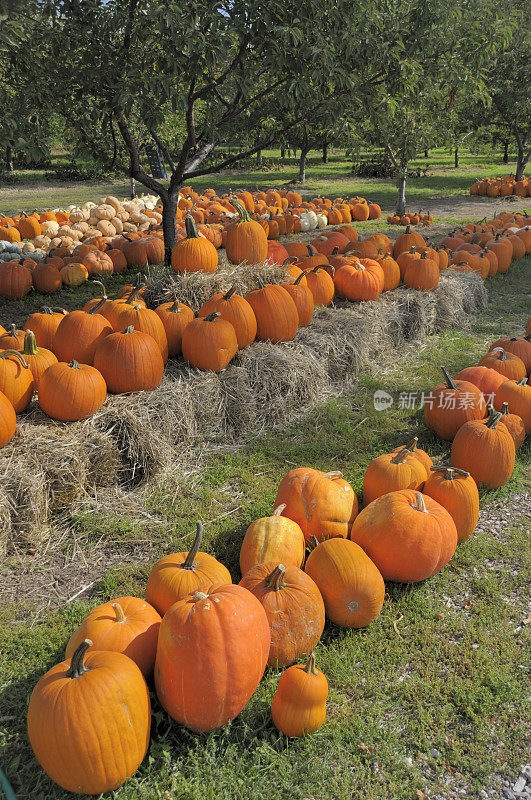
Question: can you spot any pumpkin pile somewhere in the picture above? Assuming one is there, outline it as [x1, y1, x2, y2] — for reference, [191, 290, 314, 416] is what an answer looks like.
[470, 175, 530, 197]
[386, 210, 433, 226]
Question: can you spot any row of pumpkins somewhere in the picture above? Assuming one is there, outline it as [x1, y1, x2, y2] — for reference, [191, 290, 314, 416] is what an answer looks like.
[0, 211, 529, 440]
[470, 175, 530, 197]
[386, 210, 434, 226]
[26, 314, 530, 794]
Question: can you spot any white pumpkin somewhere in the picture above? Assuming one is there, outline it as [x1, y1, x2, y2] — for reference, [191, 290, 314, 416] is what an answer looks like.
[94, 204, 116, 221]
[82, 201, 96, 210]
[110, 217, 124, 233]
[41, 220, 59, 237]
[21, 242, 36, 253]
[316, 213, 328, 229]
[33, 235, 52, 249]
[299, 213, 311, 232]
[123, 222, 138, 232]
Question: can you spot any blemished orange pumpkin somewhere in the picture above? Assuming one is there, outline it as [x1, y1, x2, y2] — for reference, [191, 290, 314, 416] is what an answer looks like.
[0, 260, 32, 299]
[155, 298, 194, 357]
[393, 225, 426, 257]
[478, 347, 526, 382]
[240, 504, 306, 577]
[171, 215, 219, 273]
[494, 378, 531, 432]
[424, 367, 486, 440]
[38, 360, 107, 421]
[451, 407, 516, 488]
[350, 490, 458, 582]
[246, 283, 299, 343]
[27, 640, 151, 795]
[24, 307, 68, 350]
[154, 584, 270, 732]
[198, 285, 257, 349]
[0, 323, 25, 351]
[498, 401, 526, 449]
[20, 330, 58, 384]
[363, 445, 429, 506]
[181, 311, 238, 372]
[0, 389, 16, 448]
[274, 468, 358, 544]
[145, 521, 231, 616]
[488, 335, 531, 375]
[333, 258, 384, 301]
[65, 597, 162, 677]
[423, 466, 479, 542]
[93, 326, 164, 393]
[271, 652, 328, 737]
[239, 562, 325, 666]
[0, 350, 34, 411]
[225, 200, 268, 266]
[305, 537, 385, 627]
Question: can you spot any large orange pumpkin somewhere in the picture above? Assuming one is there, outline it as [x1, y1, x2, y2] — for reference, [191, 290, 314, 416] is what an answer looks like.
[24, 307, 68, 350]
[451, 407, 516, 488]
[0, 350, 34, 411]
[171, 215, 219, 273]
[93, 326, 164, 393]
[154, 584, 270, 731]
[155, 298, 194, 357]
[424, 367, 486, 440]
[225, 200, 268, 265]
[246, 283, 299, 343]
[363, 445, 428, 506]
[350, 490, 458, 582]
[38, 360, 107, 421]
[198, 285, 257, 349]
[53, 301, 113, 366]
[455, 365, 507, 405]
[27, 641, 151, 795]
[240, 562, 325, 666]
[274, 468, 358, 544]
[478, 347, 526, 382]
[181, 312, 238, 372]
[0, 389, 16, 448]
[305, 537, 385, 627]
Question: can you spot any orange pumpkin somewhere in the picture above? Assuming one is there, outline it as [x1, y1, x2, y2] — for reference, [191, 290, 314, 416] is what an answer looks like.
[271, 652, 328, 737]
[171, 215, 219, 273]
[38, 360, 107, 421]
[0, 389, 16, 448]
[451, 407, 516, 488]
[155, 298, 194, 357]
[240, 504, 306, 577]
[363, 445, 428, 506]
[424, 367, 486, 440]
[478, 347, 526, 382]
[226, 200, 268, 266]
[498, 401, 526, 450]
[198, 285, 257, 349]
[0, 350, 34, 411]
[20, 330, 57, 384]
[494, 378, 531, 432]
[93, 326, 164, 393]
[246, 283, 299, 343]
[423, 466, 479, 542]
[53, 302, 113, 366]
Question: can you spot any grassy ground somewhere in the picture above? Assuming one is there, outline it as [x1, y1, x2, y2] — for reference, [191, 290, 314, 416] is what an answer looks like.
[1, 252, 529, 799]
[1, 147, 529, 216]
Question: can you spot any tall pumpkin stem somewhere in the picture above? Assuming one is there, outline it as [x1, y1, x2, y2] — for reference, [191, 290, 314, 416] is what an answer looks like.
[231, 199, 250, 222]
[112, 603, 125, 623]
[266, 564, 286, 590]
[413, 492, 428, 513]
[91, 279, 107, 299]
[441, 366, 458, 390]
[87, 298, 106, 316]
[390, 447, 411, 464]
[0, 350, 29, 368]
[293, 272, 306, 286]
[223, 285, 238, 301]
[304, 652, 318, 675]
[272, 504, 286, 517]
[22, 330, 39, 356]
[184, 214, 201, 238]
[485, 407, 502, 428]
[404, 436, 419, 452]
[490, 347, 507, 361]
[182, 522, 203, 569]
[66, 639, 92, 678]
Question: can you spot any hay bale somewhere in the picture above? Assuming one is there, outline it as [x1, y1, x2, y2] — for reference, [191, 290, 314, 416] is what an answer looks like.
[0, 486, 12, 558]
[144, 261, 294, 311]
[0, 456, 49, 551]
[392, 287, 437, 340]
[81, 427, 122, 487]
[432, 272, 488, 330]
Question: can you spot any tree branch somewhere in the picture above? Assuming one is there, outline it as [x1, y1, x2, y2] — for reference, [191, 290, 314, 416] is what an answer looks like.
[123, 0, 139, 53]
[147, 126, 176, 173]
[192, 34, 252, 100]
[384, 142, 398, 169]
[114, 111, 168, 199]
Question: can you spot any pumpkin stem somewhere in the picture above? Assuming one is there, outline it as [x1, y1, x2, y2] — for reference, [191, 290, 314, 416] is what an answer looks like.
[485, 407, 502, 428]
[183, 521, 203, 569]
[293, 272, 306, 286]
[168, 298, 182, 312]
[112, 602, 125, 623]
[193, 591, 209, 602]
[8, 323, 17, 337]
[22, 330, 39, 355]
[184, 214, 201, 239]
[304, 652, 318, 675]
[403, 436, 419, 452]
[323, 471, 343, 479]
[430, 465, 470, 478]
[122, 325, 135, 335]
[231, 199, 250, 222]
[490, 347, 507, 361]
[91, 279, 107, 299]
[516, 378, 527, 386]
[306, 245, 316, 256]
[272, 503, 286, 517]
[66, 639, 92, 679]
[39, 306, 53, 314]
[441, 367, 458, 390]
[412, 492, 428, 513]
[266, 564, 286, 590]
[204, 311, 220, 322]
[500, 402, 510, 415]
[309, 535, 320, 550]
[0, 349, 29, 368]
[223, 285, 237, 301]
[51, 307, 68, 315]
[390, 447, 411, 464]
[331, 247, 339, 255]
[87, 297, 106, 316]
[68, 360, 82, 369]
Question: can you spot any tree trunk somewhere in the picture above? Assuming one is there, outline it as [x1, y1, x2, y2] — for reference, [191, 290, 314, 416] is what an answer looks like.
[280, 148, 285, 158]
[130, 177, 136, 199]
[395, 170, 407, 217]
[503, 141, 509, 163]
[322, 141, 328, 163]
[256, 149, 262, 167]
[5, 146, 13, 172]
[515, 141, 529, 180]
[299, 148, 309, 183]
[454, 145, 459, 169]
[162, 192, 178, 266]
[424, 149, 429, 158]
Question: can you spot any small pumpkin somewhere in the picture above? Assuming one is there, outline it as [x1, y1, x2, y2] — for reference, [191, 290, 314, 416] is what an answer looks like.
[146, 521, 232, 616]
[498, 402, 525, 450]
[181, 311, 238, 372]
[303, 265, 335, 307]
[423, 466, 479, 543]
[478, 347, 526, 382]
[20, 330, 57, 384]
[494, 378, 531, 432]
[240, 504, 306, 577]
[271, 652, 328, 737]
[363, 445, 428, 506]
[281, 272, 315, 327]
[424, 367, 486, 441]
[0, 323, 25, 351]
[24, 307, 68, 350]
[155, 298, 195, 357]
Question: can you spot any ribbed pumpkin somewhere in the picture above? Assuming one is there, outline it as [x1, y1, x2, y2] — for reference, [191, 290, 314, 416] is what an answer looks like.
[113, 304, 168, 362]
[498, 402, 526, 449]
[240, 504, 306, 577]
[225, 200, 268, 265]
[246, 283, 299, 343]
[146, 522, 231, 616]
[60, 263, 89, 286]
[271, 652, 328, 738]
[423, 466, 479, 542]
[0, 389, 16, 448]
[0, 260, 32, 299]
[24, 307, 67, 350]
[38, 360, 107, 421]
[363, 445, 428, 506]
[303, 265, 335, 307]
[334, 259, 384, 301]
[155, 299, 194, 356]
[478, 347, 526, 382]
[239, 562, 325, 666]
[198, 285, 257, 348]
[181, 311, 237, 372]
[93, 326, 164, 393]
[65, 597, 161, 677]
[154, 584, 270, 732]
[488, 335, 531, 375]
[20, 330, 57, 384]
[32, 261, 62, 293]
[0, 323, 25, 351]
[393, 225, 426, 257]
[424, 367, 486, 440]
[389, 436, 433, 473]
[451, 407, 516, 488]
[404, 251, 439, 290]
[281, 272, 315, 327]
[82, 250, 114, 275]
[305, 537, 385, 627]
[27, 641, 151, 795]
[0, 350, 34, 411]
[494, 378, 531, 432]
[455, 365, 507, 405]
[17, 211, 42, 239]
[121, 237, 148, 269]
[53, 301, 113, 366]
[275, 468, 358, 544]
[376, 250, 401, 290]
[172, 215, 218, 273]
[350, 490, 457, 582]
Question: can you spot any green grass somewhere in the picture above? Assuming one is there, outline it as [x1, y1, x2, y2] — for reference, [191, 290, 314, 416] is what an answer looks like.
[1, 258, 529, 799]
[1, 147, 530, 216]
